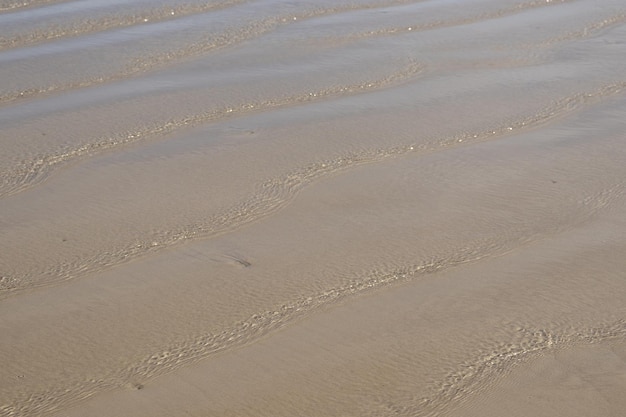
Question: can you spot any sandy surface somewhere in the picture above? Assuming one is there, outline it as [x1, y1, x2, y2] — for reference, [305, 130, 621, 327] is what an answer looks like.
[1, 0, 626, 416]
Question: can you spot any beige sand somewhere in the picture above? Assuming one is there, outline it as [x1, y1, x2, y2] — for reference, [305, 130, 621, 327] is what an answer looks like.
[1, 0, 626, 416]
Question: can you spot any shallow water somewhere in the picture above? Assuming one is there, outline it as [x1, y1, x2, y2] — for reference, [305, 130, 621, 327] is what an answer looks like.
[1, 1, 626, 416]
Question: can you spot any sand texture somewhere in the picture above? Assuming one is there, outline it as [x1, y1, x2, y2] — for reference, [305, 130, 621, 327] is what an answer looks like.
[1, 0, 626, 416]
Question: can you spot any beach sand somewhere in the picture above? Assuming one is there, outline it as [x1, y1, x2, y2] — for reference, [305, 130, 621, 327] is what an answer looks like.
[1, 1, 626, 416]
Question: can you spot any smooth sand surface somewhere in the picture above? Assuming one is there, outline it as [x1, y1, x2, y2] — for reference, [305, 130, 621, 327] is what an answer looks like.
[1, 1, 626, 416]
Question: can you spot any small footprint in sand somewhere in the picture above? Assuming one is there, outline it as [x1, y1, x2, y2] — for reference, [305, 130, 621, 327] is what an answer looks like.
[220, 254, 252, 268]
[125, 382, 144, 390]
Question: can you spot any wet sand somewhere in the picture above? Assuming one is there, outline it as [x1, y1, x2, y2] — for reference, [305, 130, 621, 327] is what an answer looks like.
[1, 1, 626, 416]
